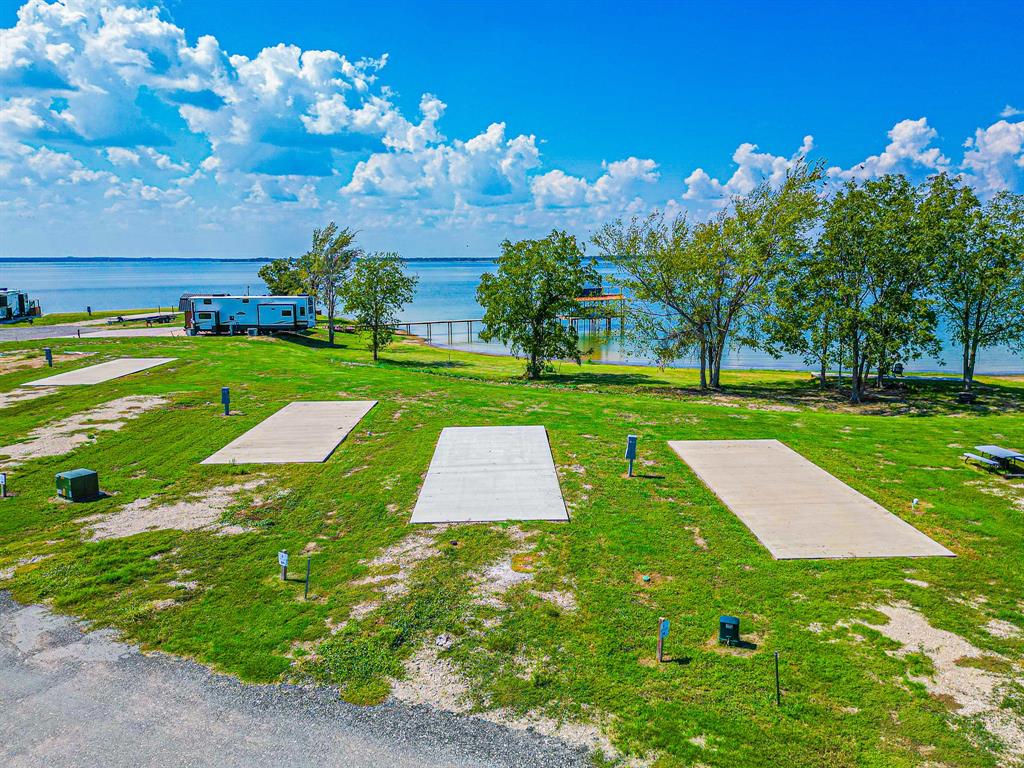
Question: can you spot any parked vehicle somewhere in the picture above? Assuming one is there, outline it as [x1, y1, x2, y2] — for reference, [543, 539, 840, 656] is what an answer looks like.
[0, 289, 41, 321]
[181, 294, 316, 335]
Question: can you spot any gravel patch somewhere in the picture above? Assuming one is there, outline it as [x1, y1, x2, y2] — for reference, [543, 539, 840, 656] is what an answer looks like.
[0, 593, 590, 768]
[865, 602, 1024, 759]
[0, 395, 167, 465]
[0, 386, 57, 409]
[84, 478, 266, 541]
[353, 528, 442, 600]
[985, 619, 1023, 639]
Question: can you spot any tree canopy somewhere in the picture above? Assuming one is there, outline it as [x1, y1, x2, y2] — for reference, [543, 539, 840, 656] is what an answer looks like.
[477, 230, 598, 379]
[341, 252, 418, 361]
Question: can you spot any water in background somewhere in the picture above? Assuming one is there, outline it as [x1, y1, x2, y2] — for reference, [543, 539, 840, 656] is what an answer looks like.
[1, 258, 1020, 374]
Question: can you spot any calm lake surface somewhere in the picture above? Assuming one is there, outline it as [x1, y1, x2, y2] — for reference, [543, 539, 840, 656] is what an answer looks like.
[2, 257, 1020, 374]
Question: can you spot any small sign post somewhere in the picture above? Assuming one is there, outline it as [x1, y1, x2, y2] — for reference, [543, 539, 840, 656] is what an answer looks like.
[657, 616, 669, 662]
[221, 387, 230, 416]
[625, 434, 638, 477]
[0, 472, 7, 498]
[278, 550, 289, 581]
[304, 557, 312, 599]
[43, 347, 53, 367]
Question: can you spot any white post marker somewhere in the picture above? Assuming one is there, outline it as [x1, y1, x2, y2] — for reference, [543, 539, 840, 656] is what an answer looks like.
[0, 472, 7, 498]
[657, 616, 670, 662]
[278, 550, 289, 581]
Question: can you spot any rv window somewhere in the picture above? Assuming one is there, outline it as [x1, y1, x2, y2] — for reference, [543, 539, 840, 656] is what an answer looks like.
[282, 309, 293, 317]
[298, 307, 306, 316]
[203, 298, 212, 305]
[197, 312, 213, 320]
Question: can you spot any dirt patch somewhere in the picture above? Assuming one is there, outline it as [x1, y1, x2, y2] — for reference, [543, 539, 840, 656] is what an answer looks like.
[533, 589, 578, 612]
[0, 387, 57, 409]
[985, 619, 1023, 639]
[0, 351, 90, 374]
[472, 526, 537, 609]
[633, 572, 671, 587]
[353, 528, 442, 600]
[391, 642, 472, 712]
[865, 602, 1024, 759]
[905, 578, 930, 588]
[0, 396, 167, 466]
[84, 478, 266, 541]
[685, 525, 708, 550]
[392, 641, 623, 762]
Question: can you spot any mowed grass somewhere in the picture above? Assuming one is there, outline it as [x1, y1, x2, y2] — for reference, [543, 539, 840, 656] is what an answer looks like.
[1, 328, 1023, 767]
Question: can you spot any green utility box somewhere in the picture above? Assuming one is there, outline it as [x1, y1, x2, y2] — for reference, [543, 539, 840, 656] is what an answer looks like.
[719, 615, 741, 647]
[55, 469, 100, 502]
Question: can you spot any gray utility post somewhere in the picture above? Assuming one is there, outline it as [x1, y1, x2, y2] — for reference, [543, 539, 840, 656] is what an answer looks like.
[0, 472, 7, 498]
[657, 616, 669, 662]
[221, 387, 230, 416]
[43, 347, 53, 367]
[625, 434, 638, 477]
[278, 550, 289, 581]
[304, 557, 312, 599]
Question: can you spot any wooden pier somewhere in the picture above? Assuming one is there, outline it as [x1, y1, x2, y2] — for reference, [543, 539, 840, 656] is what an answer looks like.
[391, 293, 627, 343]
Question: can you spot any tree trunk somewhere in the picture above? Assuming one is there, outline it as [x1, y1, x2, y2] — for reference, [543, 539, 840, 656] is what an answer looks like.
[699, 340, 707, 390]
[819, 356, 827, 388]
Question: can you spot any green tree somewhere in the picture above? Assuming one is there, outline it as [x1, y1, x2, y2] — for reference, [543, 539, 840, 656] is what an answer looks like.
[257, 257, 305, 295]
[594, 161, 822, 389]
[477, 230, 598, 379]
[592, 211, 715, 387]
[341, 252, 418, 361]
[302, 222, 361, 345]
[819, 175, 937, 402]
[920, 175, 1024, 391]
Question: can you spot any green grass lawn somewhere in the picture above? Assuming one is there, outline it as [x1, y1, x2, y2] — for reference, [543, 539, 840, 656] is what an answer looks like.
[1, 326, 1022, 767]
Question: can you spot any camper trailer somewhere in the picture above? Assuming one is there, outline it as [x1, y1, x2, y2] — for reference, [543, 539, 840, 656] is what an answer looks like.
[0, 289, 41, 322]
[182, 294, 316, 335]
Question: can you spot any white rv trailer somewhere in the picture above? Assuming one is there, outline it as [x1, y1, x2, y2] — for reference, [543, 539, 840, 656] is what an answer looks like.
[0, 289, 41, 322]
[182, 294, 316, 335]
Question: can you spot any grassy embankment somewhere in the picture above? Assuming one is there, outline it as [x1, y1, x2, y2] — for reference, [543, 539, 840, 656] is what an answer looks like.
[1, 326, 1022, 767]
[2, 307, 175, 326]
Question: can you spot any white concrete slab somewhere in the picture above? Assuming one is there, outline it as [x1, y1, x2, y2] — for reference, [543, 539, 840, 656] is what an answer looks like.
[411, 426, 569, 524]
[668, 439, 954, 560]
[24, 357, 176, 386]
[202, 401, 376, 464]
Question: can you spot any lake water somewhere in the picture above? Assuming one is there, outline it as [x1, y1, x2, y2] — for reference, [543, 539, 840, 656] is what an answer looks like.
[2, 257, 1020, 374]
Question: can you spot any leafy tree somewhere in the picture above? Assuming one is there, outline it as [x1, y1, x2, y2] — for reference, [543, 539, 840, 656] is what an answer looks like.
[341, 252, 418, 361]
[257, 257, 305, 295]
[594, 162, 822, 389]
[819, 175, 937, 402]
[477, 230, 598, 379]
[302, 222, 361, 345]
[920, 174, 1024, 390]
[592, 211, 715, 387]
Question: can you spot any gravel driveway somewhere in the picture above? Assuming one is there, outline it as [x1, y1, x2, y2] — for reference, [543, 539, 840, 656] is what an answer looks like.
[0, 594, 590, 768]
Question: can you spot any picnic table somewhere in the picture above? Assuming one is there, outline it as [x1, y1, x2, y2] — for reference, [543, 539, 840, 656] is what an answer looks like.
[975, 445, 1024, 471]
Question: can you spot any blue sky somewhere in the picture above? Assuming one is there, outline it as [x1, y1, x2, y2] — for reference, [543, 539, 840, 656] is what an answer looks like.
[2, 0, 1022, 259]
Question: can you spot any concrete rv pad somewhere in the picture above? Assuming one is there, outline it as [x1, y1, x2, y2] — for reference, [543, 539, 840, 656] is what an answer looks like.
[202, 401, 376, 464]
[25, 357, 176, 386]
[411, 426, 569, 524]
[668, 439, 954, 560]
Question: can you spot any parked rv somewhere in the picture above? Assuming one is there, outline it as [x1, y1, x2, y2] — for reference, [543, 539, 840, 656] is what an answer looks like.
[181, 294, 316, 335]
[0, 289, 41, 322]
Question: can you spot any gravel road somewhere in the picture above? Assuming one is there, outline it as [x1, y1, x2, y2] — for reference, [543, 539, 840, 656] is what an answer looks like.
[0, 593, 590, 768]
